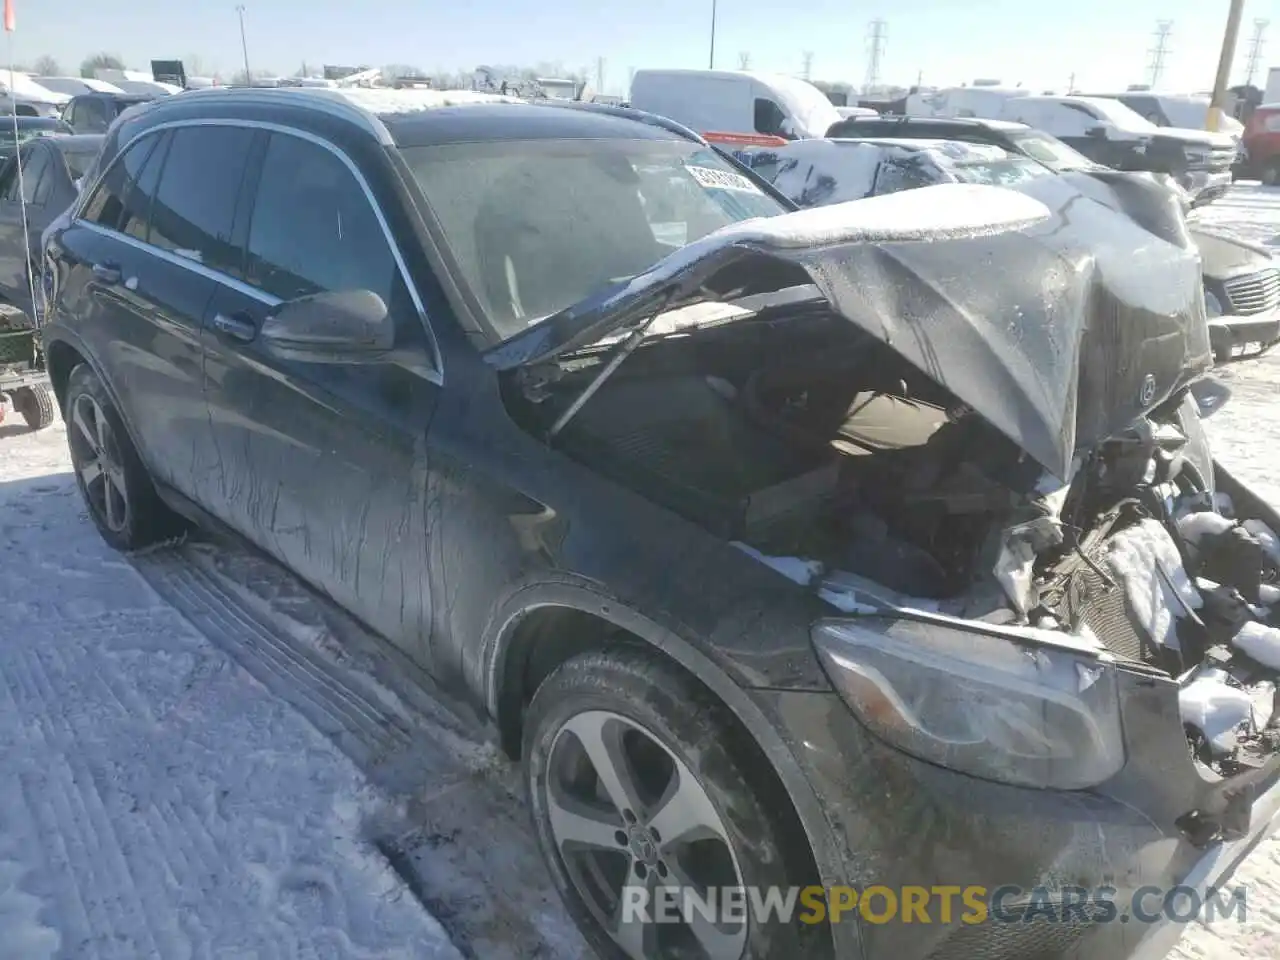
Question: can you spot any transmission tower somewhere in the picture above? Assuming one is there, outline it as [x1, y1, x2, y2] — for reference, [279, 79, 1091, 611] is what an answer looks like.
[1147, 20, 1173, 88]
[865, 19, 887, 93]
[802, 51, 814, 81]
[738, 51, 752, 69]
[1245, 19, 1269, 87]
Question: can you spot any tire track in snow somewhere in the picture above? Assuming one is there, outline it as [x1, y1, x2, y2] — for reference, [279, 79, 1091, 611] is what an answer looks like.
[130, 538, 590, 960]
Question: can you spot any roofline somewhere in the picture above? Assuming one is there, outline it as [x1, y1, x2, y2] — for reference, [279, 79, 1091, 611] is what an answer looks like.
[149, 86, 400, 145]
[529, 99, 708, 146]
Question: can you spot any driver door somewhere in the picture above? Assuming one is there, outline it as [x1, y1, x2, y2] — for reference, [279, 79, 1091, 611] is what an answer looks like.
[201, 128, 442, 666]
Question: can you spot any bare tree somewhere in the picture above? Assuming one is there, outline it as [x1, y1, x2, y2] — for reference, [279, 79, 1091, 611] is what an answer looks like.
[33, 55, 61, 76]
[184, 54, 206, 77]
[80, 52, 125, 79]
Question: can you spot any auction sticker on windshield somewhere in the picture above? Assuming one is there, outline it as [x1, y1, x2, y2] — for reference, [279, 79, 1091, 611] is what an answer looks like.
[685, 164, 763, 194]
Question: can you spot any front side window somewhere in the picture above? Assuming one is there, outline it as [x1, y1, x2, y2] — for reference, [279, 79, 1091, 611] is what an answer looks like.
[754, 98, 788, 137]
[81, 131, 164, 237]
[244, 132, 398, 304]
[399, 138, 786, 340]
[80, 99, 109, 133]
[149, 125, 254, 275]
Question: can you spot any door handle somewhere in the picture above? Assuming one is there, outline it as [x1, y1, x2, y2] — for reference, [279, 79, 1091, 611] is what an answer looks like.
[91, 262, 121, 284]
[211, 312, 258, 343]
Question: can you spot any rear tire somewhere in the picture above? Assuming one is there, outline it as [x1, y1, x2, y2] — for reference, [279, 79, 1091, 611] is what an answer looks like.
[64, 363, 184, 550]
[524, 647, 814, 960]
[13, 383, 55, 430]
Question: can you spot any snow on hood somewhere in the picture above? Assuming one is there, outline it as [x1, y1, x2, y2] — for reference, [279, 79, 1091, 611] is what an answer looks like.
[487, 178, 1211, 484]
[1154, 126, 1237, 149]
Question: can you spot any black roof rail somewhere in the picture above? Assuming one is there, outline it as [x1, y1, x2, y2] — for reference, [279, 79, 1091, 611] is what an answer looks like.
[528, 98, 709, 147]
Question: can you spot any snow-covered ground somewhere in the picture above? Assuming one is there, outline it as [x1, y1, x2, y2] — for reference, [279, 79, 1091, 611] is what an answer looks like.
[3, 184, 1280, 960]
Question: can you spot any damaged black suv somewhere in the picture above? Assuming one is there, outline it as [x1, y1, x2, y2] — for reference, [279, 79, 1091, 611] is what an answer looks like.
[40, 88, 1280, 960]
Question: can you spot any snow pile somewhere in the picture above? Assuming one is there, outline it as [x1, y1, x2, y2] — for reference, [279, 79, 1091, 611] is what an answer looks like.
[1233, 621, 1280, 670]
[732, 542, 822, 585]
[316, 87, 522, 116]
[1108, 518, 1203, 647]
[1179, 672, 1257, 754]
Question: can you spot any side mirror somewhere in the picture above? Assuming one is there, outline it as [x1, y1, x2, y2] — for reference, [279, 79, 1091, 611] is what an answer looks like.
[1189, 184, 1229, 210]
[259, 289, 392, 363]
[1189, 376, 1231, 419]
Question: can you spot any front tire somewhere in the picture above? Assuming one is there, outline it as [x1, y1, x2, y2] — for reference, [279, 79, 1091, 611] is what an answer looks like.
[524, 648, 812, 960]
[64, 363, 183, 550]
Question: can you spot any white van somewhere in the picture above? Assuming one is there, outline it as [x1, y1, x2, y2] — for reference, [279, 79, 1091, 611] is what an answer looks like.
[629, 69, 842, 140]
[906, 86, 1028, 120]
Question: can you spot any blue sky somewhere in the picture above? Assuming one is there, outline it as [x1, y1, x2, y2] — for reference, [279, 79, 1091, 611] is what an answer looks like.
[5, 0, 1269, 95]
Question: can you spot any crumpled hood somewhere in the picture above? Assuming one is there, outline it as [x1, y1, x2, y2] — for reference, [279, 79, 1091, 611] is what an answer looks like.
[486, 181, 1212, 483]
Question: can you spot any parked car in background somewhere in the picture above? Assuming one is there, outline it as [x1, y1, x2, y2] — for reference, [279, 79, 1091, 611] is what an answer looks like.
[0, 134, 103, 308]
[998, 95, 1238, 196]
[1085, 91, 1244, 138]
[825, 114, 1100, 172]
[61, 92, 160, 134]
[31, 76, 129, 97]
[1241, 102, 1280, 182]
[0, 115, 74, 163]
[742, 134, 1279, 363]
[630, 68, 842, 140]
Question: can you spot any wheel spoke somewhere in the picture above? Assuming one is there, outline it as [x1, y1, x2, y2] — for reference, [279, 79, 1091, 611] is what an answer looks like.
[103, 477, 123, 530]
[72, 400, 98, 453]
[547, 792, 624, 853]
[661, 863, 747, 960]
[95, 409, 111, 456]
[78, 457, 103, 487]
[647, 767, 725, 850]
[613, 878, 660, 960]
[563, 712, 644, 817]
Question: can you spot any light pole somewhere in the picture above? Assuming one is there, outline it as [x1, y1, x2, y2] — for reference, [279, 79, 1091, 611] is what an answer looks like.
[1207, 0, 1246, 131]
[709, 0, 717, 69]
[235, 5, 252, 85]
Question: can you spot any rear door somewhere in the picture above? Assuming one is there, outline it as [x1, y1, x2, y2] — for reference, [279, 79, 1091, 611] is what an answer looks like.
[50, 124, 255, 494]
[200, 128, 442, 663]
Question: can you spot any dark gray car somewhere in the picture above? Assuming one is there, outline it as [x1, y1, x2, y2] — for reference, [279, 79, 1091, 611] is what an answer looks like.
[0, 134, 102, 308]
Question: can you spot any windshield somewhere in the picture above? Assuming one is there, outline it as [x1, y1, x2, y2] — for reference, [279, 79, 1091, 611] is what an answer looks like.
[1157, 97, 1244, 134]
[1082, 98, 1159, 132]
[946, 155, 1055, 187]
[1007, 130, 1095, 170]
[400, 138, 787, 341]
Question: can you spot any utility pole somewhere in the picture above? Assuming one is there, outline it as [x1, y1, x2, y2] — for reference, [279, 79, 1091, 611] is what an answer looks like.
[595, 56, 605, 92]
[802, 51, 813, 81]
[709, 0, 717, 69]
[1147, 20, 1173, 88]
[235, 5, 251, 85]
[1245, 18, 1269, 88]
[739, 51, 752, 70]
[865, 19, 887, 93]
[915, 68, 923, 88]
[1208, 0, 1247, 131]
[1068, 71, 1076, 93]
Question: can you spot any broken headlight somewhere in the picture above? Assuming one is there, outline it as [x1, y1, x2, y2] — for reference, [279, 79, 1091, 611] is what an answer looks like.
[813, 617, 1125, 789]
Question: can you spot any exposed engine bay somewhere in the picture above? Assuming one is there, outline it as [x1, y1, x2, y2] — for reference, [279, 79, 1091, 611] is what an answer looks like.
[505, 307, 1280, 779]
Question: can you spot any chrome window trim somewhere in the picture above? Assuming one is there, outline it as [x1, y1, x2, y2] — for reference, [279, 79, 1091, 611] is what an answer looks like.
[70, 116, 443, 384]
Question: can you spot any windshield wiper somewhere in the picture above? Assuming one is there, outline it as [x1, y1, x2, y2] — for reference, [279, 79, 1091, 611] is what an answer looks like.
[546, 293, 675, 441]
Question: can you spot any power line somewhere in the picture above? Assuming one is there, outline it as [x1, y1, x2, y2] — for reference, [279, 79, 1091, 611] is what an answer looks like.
[1245, 19, 1269, 87]
[1148, 19, 1173, 88]
[802, 51, 813, 81]
[865, 19, 887, 93]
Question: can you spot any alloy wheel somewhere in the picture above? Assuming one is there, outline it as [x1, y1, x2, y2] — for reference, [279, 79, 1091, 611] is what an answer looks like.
[68, 393, 129, 533]
[544, 709, 748, 960]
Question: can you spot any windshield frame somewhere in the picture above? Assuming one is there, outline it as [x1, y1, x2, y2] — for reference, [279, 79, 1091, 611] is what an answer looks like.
[1077, 97, 1159, 132]
[397, 135, 791, 345]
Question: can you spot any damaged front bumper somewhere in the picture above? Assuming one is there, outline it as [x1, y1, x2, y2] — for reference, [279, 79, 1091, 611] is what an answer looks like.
[759, 686, 1280, 960]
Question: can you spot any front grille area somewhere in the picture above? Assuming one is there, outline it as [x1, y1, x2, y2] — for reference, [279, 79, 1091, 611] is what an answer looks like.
[1223, 267, 1280, 316]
